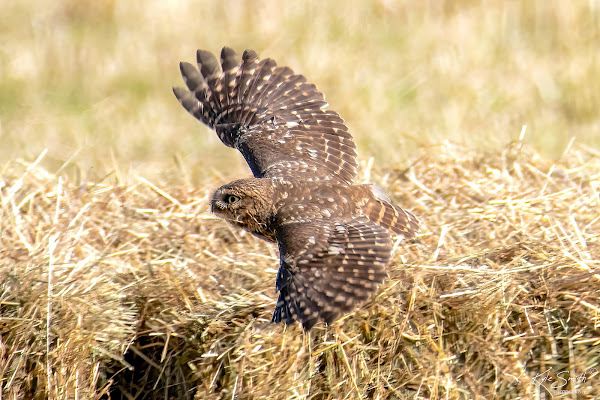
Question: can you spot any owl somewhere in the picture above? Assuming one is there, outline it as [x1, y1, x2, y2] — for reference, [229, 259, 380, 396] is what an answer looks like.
[173, 47, 419, 330]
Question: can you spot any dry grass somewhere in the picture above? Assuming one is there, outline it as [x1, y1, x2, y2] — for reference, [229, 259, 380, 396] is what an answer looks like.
[2, 1, 600, 399]
[1, 138, 599, 399]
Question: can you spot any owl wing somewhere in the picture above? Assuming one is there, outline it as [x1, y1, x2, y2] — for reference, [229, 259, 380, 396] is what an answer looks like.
[272, 216, 392, 330]
[173, 47, 358, 184]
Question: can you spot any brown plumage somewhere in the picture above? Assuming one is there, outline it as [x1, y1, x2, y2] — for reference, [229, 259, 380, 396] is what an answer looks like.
[174, 47, 419, 330]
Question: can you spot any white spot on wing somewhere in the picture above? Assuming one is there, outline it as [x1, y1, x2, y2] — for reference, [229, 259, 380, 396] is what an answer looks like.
[329, 244, 343, 255]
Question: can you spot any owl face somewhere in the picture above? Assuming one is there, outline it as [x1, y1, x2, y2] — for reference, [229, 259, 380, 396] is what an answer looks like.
[210, 187, 252, 220]
[209, 178, 275, 228]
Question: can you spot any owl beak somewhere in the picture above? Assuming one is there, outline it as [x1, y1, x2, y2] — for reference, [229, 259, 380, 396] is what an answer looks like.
[209, 191, 218, 214]
[210, 200, 219, 214]
[210, 199, 225, 216]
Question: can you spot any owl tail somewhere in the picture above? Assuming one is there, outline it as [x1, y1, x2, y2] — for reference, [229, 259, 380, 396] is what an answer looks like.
[363, 185, 419, 239]
[173, 47, 328, 148]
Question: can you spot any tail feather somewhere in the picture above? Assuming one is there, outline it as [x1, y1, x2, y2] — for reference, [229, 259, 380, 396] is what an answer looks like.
[364, 194, 419, 239]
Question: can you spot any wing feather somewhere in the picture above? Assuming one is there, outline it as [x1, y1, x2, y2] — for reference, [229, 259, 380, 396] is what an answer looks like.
[173, 47, 358, 184]
[219, 47, 241, 108]
[273, 216, 392, 330]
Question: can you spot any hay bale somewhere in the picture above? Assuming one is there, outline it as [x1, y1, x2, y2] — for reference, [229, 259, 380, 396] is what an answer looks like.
[1, 142, 598, 399]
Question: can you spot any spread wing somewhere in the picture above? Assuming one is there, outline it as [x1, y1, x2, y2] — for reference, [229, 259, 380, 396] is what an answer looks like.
[173, 47, 358, 184]
[272, 216, 392, 330]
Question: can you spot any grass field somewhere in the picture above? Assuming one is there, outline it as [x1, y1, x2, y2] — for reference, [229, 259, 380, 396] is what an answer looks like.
[1, 1, 600, 399]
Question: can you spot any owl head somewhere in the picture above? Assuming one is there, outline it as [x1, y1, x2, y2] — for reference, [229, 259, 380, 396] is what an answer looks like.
[210, 178, 275, 227]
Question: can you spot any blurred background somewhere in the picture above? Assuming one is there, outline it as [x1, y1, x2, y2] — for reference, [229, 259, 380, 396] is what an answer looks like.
[1, 0, 599, 183]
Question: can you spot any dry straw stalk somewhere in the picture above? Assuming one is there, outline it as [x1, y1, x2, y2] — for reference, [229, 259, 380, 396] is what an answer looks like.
[1, 140, 599, 399]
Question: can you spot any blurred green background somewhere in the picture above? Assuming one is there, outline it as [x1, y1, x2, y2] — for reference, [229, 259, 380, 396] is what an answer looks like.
[1, 0, 599, 183]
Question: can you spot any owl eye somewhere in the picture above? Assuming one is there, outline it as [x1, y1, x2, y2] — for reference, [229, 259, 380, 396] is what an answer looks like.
[225, 194, 241, 205]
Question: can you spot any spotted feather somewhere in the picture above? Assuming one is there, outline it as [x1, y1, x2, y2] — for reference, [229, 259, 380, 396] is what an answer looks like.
[363, 192, 420, 239]
[273, 216, 391, 330]
[173, 47, 358, 184]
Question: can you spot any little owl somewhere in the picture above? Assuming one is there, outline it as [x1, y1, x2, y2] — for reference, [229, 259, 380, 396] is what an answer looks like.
[173, 47, 419, 330]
